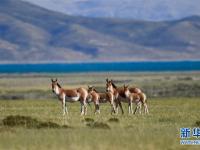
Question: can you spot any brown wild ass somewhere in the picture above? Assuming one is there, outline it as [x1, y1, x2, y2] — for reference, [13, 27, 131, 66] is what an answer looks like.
[106, 79, 148, 114]
[124, 85, 149, 114]
[87, 86, 116, 114]
[51, 79, 88, 115]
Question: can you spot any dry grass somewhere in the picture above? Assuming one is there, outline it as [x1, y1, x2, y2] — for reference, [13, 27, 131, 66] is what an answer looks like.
[0, 73, 200, 149]
[0, 98, 200, 150]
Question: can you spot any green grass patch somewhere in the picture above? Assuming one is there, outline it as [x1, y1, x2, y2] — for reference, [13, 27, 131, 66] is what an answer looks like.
[86, 122, 110, 129]
[2, 115, 70, 129]
[195, 121, 200, 127]
[83, 118, 95, 123]
[108, 118, 120, 123]
[0, 98, 199, 149]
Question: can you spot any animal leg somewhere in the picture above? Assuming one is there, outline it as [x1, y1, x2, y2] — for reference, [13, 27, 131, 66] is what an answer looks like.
[118, 100, 124, 115]
[81, 95, 88, 115]
[96, 100, 100, 114]
[62, 99, 66, 116]
[128, 103, 131, 114]
[112, 102, 117, 115]
[61, 103, 65, 116]
[84, 101, 87, 115]
[128, 102, 133, 114]
[65, 102, 68, 115]
[115, 101, 119, 115]
[80, 102, 85, 116]
[110, 96, 116, 115]
[95, 104, 100, 114]
[144, 103, 146, 114]
[134, 103, 139, 114]
[130, 101, 133, 114]
[138, 102, 142, 114]
[110, 102, 116, 115]
[144, 103, 149, 114]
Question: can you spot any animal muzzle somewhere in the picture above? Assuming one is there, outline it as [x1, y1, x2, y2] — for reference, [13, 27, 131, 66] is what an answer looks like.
[106, 88, 109, 92]
[106, 89, 111, 92]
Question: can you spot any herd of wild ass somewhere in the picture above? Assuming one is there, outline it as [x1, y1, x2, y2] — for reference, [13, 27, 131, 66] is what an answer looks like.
[51, 78, 149, 116]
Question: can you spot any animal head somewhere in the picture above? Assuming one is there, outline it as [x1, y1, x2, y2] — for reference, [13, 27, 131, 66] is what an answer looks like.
[88, 86, 95, 93]
[123, 84, 130, 97]
[106, 78, 114, 93]
[87, 86, 96, 102]
[51, 78, 61, 94]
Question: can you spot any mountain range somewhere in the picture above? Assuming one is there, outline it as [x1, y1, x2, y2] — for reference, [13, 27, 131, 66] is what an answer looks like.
[0, 0, 200, 62]
[22, 0, 200, 21]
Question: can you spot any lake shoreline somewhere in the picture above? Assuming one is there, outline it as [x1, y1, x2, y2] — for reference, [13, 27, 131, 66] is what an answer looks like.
[0, 61, 200, 73]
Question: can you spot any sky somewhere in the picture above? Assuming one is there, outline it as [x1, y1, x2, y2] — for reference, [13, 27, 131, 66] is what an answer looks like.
[22, 0, 200, 21]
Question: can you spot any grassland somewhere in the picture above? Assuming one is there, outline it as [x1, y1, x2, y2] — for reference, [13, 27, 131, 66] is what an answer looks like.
[0, 72, 200, 150]
[0, 72, 200, 100]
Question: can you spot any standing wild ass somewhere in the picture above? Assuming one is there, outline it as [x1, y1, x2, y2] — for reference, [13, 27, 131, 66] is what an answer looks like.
[51, 79, 88, 115]
[106, 79, 148, 114]
[123, 85, 149, 114]
[87, 86, 116, 114]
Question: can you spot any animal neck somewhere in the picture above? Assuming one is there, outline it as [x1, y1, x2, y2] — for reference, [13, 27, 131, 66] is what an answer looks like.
[125, 90, 130, 98]
[54, 86, 61, 95]
[89, 91, 96, 97]
[94, 89, 98, 93]
[112, 83, 117, 89]
[109, 87, 115, 94]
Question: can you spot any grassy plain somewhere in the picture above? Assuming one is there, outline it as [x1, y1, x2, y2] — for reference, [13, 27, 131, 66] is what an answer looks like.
[0, 72, 200, 150]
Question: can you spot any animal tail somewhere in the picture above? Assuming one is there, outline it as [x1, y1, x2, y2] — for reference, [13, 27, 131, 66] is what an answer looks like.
[139, 92, 147, 104]
[143, 93, 147, 103]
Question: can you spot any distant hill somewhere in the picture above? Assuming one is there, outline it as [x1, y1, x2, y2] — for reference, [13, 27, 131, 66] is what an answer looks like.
[0, 0, 200, 62]
[22, 0, 200, 21]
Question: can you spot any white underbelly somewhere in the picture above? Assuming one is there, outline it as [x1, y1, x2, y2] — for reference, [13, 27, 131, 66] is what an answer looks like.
[87, 98, 92, 103]
[134, 99, 140, 104]
[66, 96, 80, 102]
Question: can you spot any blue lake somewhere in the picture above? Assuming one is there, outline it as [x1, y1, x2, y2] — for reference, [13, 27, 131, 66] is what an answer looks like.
[0, 61, 200, 73]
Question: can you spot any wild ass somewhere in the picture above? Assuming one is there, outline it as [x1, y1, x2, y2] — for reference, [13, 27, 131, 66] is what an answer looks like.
[106, 79, 148, 114]
[51, 79, 88, 115]
[87, 86, 116, 114]
[123, 85, 149, 114]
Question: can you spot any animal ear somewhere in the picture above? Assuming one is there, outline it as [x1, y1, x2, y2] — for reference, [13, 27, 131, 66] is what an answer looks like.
[106, 78, 109, 83]
[124, 84, 129, 88]
[124, 84, 128, 89]
[51, 78, 54, 82]
[55, 78, 57, 82]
